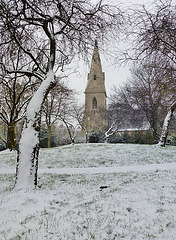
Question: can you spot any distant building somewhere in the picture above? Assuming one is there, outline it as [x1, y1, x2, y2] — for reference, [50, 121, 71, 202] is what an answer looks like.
[84, 41, 107, 134]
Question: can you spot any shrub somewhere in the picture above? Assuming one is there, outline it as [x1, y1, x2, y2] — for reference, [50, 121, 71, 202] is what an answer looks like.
[109, 130, 156, 144]
[130, 130, 156, 144]
[130, 131, 144, 144]
[108, 134, 123, 143]
[121, 131, 131, 143]
[171, 136, 176, 146]
[74, 137, 86, 144]
[143, 130, 157, 144]
[88, 130, 105, 143]
[40, 128, 58, 148]
[0, 140, 6, 151]
[57, 137, 71, 146]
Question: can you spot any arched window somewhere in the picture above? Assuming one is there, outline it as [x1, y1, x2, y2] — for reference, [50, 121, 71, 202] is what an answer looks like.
[94, 74, 96, 80]
[92, 97, 97, 110]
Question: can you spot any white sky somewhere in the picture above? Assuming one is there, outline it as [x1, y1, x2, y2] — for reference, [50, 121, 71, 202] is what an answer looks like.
[67, 0, 154, 105]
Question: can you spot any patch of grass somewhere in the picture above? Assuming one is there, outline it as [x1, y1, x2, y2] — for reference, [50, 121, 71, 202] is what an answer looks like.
[38, 174, 71, 190]
[38, 144, 176, 169]
[0, 174, 15, 192]
[1, 144, 176, 239]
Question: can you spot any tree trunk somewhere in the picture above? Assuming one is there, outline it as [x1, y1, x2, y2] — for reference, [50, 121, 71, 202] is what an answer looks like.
[82, 126, 88, 143]
[47, 125, 51, 148]
[15, 70, 55, 190]
[158, 101, 176, 147]
[7, 123, 16, 150]
[62, 118, 75, 144]
[148, 113, 159, 143]
[104, 120, 118, 143]
[151, 125, 159, 143]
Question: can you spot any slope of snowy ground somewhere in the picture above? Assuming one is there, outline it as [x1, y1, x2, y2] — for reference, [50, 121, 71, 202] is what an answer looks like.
[0, 143, 176, 239]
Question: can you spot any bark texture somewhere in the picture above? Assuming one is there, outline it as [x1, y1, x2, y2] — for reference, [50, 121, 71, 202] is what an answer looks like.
[7, 123, 16, 150]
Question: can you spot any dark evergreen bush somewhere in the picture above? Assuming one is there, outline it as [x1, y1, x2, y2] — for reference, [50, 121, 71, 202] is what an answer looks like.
[121, 131, 131, 143]
[141, 130, 156, 144]
[130, 131, 144, 144]
[88, 130, 105, 143]
[171, 136, 176, 146]
[108, 134, 123, 143]
[57, 137, 71, 146]
[40, 128, 58, 148]
[129, 130, 156, 144]
[0, 140, 6, 151]
[109, 130, 156, 144]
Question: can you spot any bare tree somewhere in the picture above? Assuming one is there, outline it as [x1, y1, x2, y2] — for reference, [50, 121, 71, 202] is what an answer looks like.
[128, 60, 174, 141]
[125, 0, 176, 145]
[42, 79, 73, 148]
[0, 49, 37, 150]
[109, 86, 146, 133]
[59, 118, 78, 144]
[104, 120, 118, 143]
[0, 0, 122, 189]
[99, 106, 122, 143]
[57, 99, 78, 145]
[70, 104, 88, 143]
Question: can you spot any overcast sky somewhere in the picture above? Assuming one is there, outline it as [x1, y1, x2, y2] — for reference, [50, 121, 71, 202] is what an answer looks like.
[67, 0, 154, 105]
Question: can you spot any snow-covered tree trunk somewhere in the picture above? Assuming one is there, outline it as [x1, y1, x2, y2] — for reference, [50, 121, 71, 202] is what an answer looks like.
[158, 101, 176, 147]
[15, 70, 55, 190]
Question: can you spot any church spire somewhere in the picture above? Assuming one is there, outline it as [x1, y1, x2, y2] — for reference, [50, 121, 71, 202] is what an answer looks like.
[83, 41, 107, 134]
[89, 40, 102, 76]
[85, 40, 106, 95]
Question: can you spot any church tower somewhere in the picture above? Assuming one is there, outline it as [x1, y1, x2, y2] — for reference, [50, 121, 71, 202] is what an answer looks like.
[84, 40, 107, 134]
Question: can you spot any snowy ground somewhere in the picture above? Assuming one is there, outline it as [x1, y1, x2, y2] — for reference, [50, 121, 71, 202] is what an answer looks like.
[0, 143, 176, 239]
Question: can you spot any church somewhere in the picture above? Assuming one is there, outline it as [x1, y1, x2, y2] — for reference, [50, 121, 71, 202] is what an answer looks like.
[83, 40, 107, 135]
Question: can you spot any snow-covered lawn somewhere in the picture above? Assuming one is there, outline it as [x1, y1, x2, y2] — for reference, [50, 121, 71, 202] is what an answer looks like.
[0, 143, 176, 239]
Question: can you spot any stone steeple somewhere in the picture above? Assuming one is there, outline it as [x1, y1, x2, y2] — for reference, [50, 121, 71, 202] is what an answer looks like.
[85, 40, 106, 96]
[84, 41, 107, 135]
